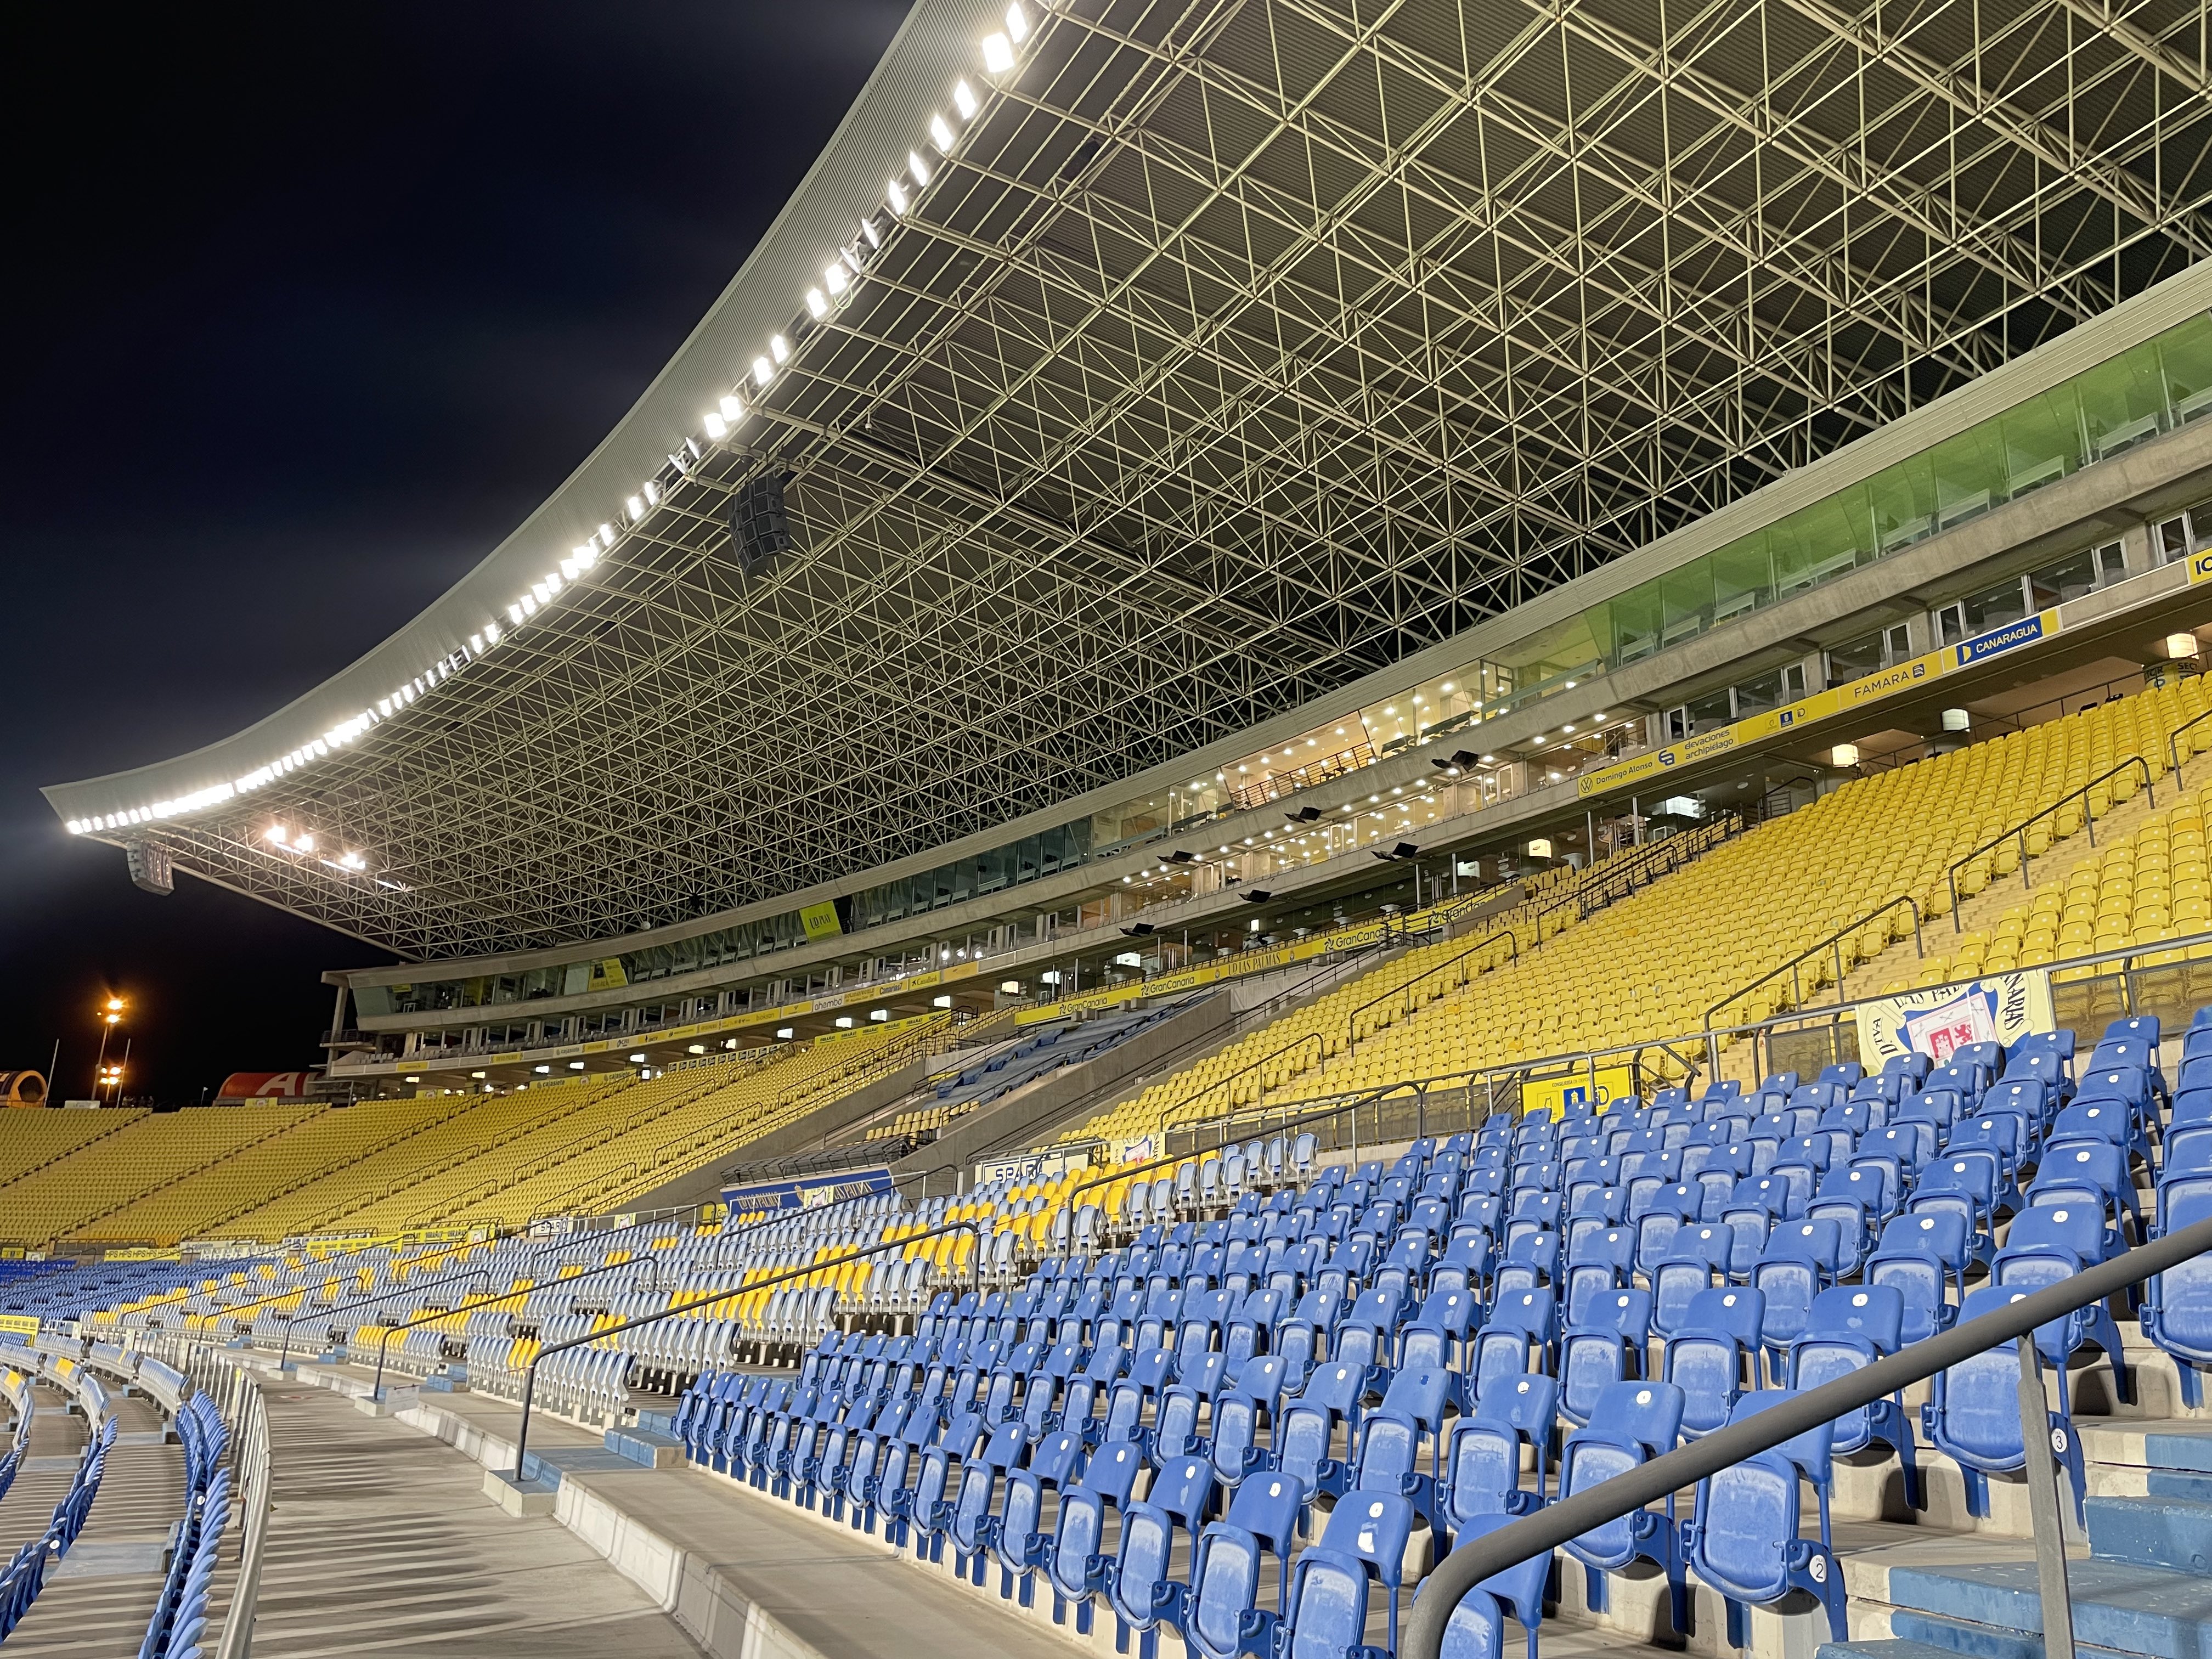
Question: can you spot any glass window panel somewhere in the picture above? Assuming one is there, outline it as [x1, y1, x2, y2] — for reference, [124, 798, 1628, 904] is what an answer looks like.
[1867, 453, 1939, 555]
[1927, 422, 2008, 528]
[2160, 314, 2212, 425]
[2077, 340, 2170, 459]
[2000, 388, 2079, 495]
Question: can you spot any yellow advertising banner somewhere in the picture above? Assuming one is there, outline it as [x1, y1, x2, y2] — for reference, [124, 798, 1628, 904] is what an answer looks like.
[0, 1315, 37, 1339]
[799, 901, 843, 942]
[1578, 609, 2063, 802]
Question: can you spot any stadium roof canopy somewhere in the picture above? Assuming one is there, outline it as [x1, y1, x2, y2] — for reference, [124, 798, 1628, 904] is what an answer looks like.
[45, 0, 2212, 961]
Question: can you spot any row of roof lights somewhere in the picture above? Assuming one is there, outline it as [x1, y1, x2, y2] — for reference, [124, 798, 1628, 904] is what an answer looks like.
[67, 2, 1043, 848]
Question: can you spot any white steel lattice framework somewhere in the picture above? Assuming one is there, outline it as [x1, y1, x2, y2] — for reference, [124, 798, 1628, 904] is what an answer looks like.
[44, 0, 2212, 961]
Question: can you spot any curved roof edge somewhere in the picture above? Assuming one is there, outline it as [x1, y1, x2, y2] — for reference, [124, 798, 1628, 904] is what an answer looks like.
[41, 0, 970, 827]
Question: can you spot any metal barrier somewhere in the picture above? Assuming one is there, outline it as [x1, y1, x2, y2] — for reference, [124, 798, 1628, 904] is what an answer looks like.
[1703, 894, 1924, 1034]
[1943, 756, 2155, 929]
[1403, 1209, 2212, 1659]
[212, 1361, 272, 1659]
[510, 1215, 988, 1478]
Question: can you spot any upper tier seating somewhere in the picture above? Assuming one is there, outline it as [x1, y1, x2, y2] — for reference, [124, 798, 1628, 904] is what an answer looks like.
[1066, 677, 2212, 1155]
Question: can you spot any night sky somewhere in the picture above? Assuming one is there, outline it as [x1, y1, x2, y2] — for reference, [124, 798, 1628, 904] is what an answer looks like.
[1, 2, 909, 1102]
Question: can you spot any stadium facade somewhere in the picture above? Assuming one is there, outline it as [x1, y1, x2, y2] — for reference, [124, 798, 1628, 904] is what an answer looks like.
[41, 0, 2212, 1090]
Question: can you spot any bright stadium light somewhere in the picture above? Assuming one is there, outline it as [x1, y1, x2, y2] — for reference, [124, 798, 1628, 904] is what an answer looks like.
[824, 262, 848, 295]
[930, 112, 956, 151]
[719, 394, 743, 422]
[806, 287, 827, 319]
[909, 149, 932, 187]
[981, 32, 1014, 72]
[753, 357, 774, 387]
[770, 334, 789, 364]
[954, 80, 978, 119]
[704, 410, 727, 439]
[1005, 2, 1030, 42]
[887, 176, 910, 215]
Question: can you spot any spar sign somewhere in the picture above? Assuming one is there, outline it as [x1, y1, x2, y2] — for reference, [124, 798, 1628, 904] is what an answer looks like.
[1853, 970, 2055, 1068]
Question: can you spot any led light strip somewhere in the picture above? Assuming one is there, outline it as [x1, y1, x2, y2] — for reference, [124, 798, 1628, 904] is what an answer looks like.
[68, 3, 1045, 850]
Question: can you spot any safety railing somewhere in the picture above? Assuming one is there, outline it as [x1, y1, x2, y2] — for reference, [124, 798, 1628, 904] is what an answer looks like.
[369, 1192, 874, 1400]
[366, 1247, 669, 1401]
[2169, 706, 2212, 776]
[274, 1262, 501, 1367]
[1944, 755, 2155, 929]
[1404, 1208, 2212, 1659]
[1346, 927, 1519, 1056]
[211, 1360, 271, 1659]
[1156, 1032, 1326, 1141]
[1573, 813, 1742, 916]
[510, 1215, 989, 1477]
[1703, 893, 1924, 1031]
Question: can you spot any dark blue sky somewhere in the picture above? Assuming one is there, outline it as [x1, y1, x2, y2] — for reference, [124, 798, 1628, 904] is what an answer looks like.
[1, 2, 909, 1100]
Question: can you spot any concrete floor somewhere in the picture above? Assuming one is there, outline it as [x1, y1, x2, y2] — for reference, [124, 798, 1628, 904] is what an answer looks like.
[231, 1381, 704, 1659]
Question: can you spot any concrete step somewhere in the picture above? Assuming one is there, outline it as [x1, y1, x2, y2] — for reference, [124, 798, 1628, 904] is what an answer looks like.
[1874, 1553, 2212, 1659]
[2085, 1494, 2212, 1572]
[605, 1425, 686, 1468]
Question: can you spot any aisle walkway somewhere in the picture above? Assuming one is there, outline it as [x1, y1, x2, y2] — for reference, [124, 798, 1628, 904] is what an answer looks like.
[5, 1392, 184, 1656]
[240, 1381, 700, 1658]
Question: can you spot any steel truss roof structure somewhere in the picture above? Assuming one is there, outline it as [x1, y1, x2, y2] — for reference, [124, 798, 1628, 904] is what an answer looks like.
[45, 0, 2212, 961]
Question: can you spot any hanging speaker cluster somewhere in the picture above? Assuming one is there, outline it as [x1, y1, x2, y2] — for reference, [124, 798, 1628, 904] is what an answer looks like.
[729, 472, 795, 577]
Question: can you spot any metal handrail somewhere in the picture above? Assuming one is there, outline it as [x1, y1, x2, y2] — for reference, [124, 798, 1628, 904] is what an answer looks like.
[509, 1215, 987, 1477]
[2169, 707, 2212, 776]
[374, 1190, 886, 1398]
[211, 1358, 271, 1659]
[1703, 894, 1924, 1030]
[1944, 756, 2154, 929]
[368, 1249, 666, 1401]
[1346, 926, 1519, 1054]
[274, 1263, 499, 1367]
[1404, 1207, 2212, 1659]
[1157, 1032, 1325, 1139]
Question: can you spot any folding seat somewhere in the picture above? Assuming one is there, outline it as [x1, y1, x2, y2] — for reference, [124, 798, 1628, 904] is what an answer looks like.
[1922, 1285, 2085, 1525]
[1492, 1232, 1560, 1300]
[1186, 1476, 1304, 1659]
[1562, 1227, 1635, 1326]
[1471, 1290, 1556, 1407]
[1866, 1120, 1933, 1176]
[1559, 1288, 1652, 1428]
[1645, 1225, 1727, 1337]
[1991, 1204, 2131, 1410]
[1717, 1180, 1782, 1277]
[1790, 1285, 1918, 1474]
[1806, 1166, 1888, 1274]
[1751, 1220, 1840, 1374]
[1558, 1380, 1688, 1631]
[1108, 1456, 1215, 1659]
[1284, 1493, 1418, 1657]
[1504, 1192, 1562, 1249]
[2025, 1142, 2141, 1244]
[1430, 1510, 1550, 1659]
[2145, 1166, 2212, 1404]
[1398, 1287, 1477, 1386]
[1348, 1364, 1454, 1531]
[1441, 1370, 1555, 1537]
[1668, 1135, 1741, 1210]
[1908, 1157, 1999, 1258]
[2047, 1098, 2148, 1165]
[1046, 1439, 1147, 1634]
[1632, 1184, 1704, 1277]
[1661, 1286, 1763, 1437]
[1685, 1391, 1848, 1647]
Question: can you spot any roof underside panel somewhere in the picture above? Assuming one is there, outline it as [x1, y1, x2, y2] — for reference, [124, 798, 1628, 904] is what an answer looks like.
[74, 0, 2212, 958]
